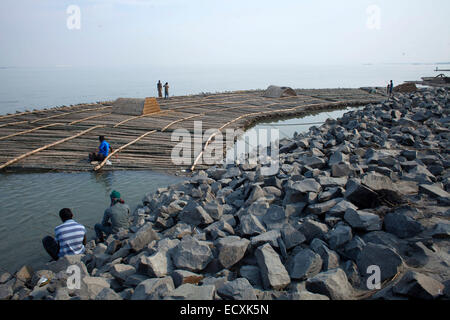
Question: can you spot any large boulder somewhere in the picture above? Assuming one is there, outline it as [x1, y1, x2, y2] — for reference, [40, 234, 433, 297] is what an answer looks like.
[344, 208, 382, 232]
[131, 277, 175, 300]
[255, 244, 290, 290]
[217, 278, 257, 300]
[165, 283, 215, 300]
[383, 211, 423, 239]
[305, 268, 354, 300]
[217, 236, 250, 269]
[392, 271, 444, 300]
[129, 224, 160, 252]
[172, 236, 214, 272]
[287, 248, 323, 280]
[356, 243, 403, 283]
[178, 203, 214, 227]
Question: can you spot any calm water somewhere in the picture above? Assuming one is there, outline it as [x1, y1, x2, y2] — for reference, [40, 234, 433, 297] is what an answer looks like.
[0, 171, 183, 273]
[0, 64, 447, 115]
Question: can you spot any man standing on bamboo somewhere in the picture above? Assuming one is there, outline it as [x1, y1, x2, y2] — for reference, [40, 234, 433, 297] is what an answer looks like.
[157, 80, 163, 98]
[94, 190, 131, 243]
[164, 82, 170, 99]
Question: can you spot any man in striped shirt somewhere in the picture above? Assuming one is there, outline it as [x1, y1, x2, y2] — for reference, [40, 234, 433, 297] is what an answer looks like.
[42, 208, 87, 260]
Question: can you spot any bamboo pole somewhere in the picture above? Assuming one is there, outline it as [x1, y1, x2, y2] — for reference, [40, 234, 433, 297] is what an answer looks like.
[0, 120, 28, 128]
[94, 130, 158, 171]
[30, 106, 112, 124]
[0, 125, 105, 170]
[0, 123, 64, 141]
[69, 113, 112, 125]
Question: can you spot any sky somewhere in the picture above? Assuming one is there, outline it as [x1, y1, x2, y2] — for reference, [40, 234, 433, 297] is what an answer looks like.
[0, 0, 449, 67]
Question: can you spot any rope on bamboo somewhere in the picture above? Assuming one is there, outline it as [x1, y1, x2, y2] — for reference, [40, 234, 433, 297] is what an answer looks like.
[0, 125, 105, 170]
[0, 123, 64, 141]
[94, 130, 158, 171]
[69, 113, 112, 125]
[0, 120, 28, 128]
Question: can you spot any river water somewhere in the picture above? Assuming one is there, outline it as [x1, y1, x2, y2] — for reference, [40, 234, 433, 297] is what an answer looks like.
[0, 170, 183, 273]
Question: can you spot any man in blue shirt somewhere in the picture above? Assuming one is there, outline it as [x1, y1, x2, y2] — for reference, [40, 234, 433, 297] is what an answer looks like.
[42, 208, 87, 261]
[89, 135, 112, 162]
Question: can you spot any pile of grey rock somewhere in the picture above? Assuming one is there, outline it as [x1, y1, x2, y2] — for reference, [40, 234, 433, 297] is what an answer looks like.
[1, 88, 449, 300]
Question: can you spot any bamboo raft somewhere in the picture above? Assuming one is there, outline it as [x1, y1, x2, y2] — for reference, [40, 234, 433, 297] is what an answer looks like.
[0, 88, 387, 174]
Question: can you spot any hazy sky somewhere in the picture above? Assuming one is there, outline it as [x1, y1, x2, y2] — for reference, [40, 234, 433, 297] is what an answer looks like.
[0, 0, 449, 67]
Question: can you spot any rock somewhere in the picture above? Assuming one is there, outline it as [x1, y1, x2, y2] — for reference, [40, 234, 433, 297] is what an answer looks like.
[255, 244, 291, 290]
[0, 281, 13, 300]
[331, 163, 355, 177]
[285, 203, 306, 217]
[298, 219, 329, 243]
[217, 278, 257, 300]
[110, 264, 136, 284]
[305, 268, 354, 300]
[292, 290, 330, 300]
[341, 236, 366, 261]
[287, 248, 323, 280]
[82, 276, 111, 300]
[239, 214, 267, 236]
[383, 211, 423, 239]
[246, 185, 265, 205]
[317, 176, 348, 188]
[171, 270, 204, 288]
[262, 205, 287, 230]
[356, 243, 403, 282]
[131, 277, 175, 300]
[326, 225, 353, 250]
[95, 287, 123, 300]
[203, 202, 223, 221]
[129, 224, 159, 252]
[393, 271, 444, 300]
[343, 260, 360, 287]
[15, 265, 33, 283]
[328, 200, 358, 216]
[172, 236, 213, 272]
[310, 238, 340, 271]
[345, 179, 379, 209]
[281, 224, 306, 249]
[344, 208, 382, 232]
[291, 179, 322, 193]
[306, 199, 339, 215]
[165, 283, 215, 300]
[419, 184, 450, 200]
[432, 222, 450, 239]
[178, 203, 214, 227]
[217, 236, 250, 268]
[138, 250, 172, 278]
[239, 266, 263, 288]
[0, 272, 12, 285]
[251, 230, 281, 249]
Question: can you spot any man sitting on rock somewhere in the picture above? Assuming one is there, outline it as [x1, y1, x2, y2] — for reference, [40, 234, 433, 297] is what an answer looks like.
[94, 190, 131, 243]
[42, 208, 87, 261]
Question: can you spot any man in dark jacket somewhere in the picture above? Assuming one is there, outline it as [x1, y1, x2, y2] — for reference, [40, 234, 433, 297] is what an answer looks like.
[94, 190, 130, 242]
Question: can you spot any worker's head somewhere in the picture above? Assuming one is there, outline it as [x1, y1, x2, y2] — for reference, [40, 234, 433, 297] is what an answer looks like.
[59, 208, 73, 222]
[99, 135, 105, 142]
[110, 190, 121, 201]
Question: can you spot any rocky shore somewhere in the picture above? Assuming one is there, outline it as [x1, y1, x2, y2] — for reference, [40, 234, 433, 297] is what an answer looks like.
[1, 87, 449, 300]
